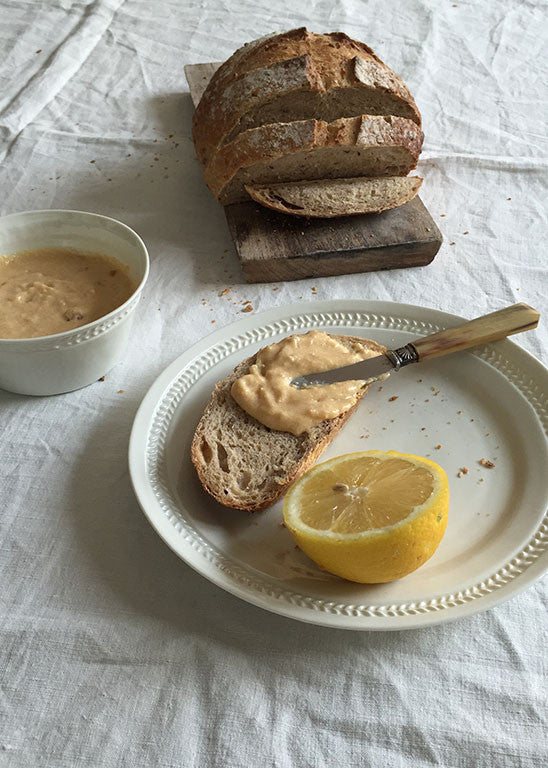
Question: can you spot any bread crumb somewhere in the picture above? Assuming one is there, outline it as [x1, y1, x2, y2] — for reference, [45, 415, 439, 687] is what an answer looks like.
[242, 305, 254, 313]
[420, 427, 426, 431]
[279, 521, 285, 527]
[98, 376, 105, 382]
[457, 410, 462, 414]
[211, 319, 216, 323]
[388, 395, 398, 402]
[507, 197, 511, 200]
[435, 444, 441, 450]
[450, 242, 455, 246]
[440, 214, 446, 217]
[425, 399, 429, 402]
[463, 231, 469, 235]
[219, 288, 231, 297]
[117, 389, 124, 394]
[273, 286, 279, 291]
[378, 386, 383, 391]
[36, 49, 42, 53]
[417, 379, 423, 382]
[90, 160, 95, 164]
[479, 458, 495, 468]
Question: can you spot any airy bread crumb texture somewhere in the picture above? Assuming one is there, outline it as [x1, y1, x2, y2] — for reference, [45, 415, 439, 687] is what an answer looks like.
[245, 176, 423, 217]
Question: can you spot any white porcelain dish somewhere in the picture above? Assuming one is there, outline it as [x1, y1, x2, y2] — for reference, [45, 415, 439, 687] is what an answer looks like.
[129, 300, 548, 630]
[0, 209, 149, 396]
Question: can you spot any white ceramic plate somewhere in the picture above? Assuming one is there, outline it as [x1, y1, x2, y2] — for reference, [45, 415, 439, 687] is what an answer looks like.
[129, 301, 548, 630]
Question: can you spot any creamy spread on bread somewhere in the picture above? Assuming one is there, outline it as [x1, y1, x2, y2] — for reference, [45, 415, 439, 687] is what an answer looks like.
[0, 248, 135, 339]
[230, 331, 379, 435]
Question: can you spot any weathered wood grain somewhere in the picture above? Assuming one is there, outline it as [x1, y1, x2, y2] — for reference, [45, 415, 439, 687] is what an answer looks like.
[184, 62, 442, 284]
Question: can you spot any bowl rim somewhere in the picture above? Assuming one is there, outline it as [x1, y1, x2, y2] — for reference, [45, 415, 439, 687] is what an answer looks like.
[0, 209, 150, 344]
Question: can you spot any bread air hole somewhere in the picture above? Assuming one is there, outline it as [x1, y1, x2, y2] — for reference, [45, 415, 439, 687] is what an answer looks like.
[200, 438, 213, 464]
[216, 442, 230, 472]
[237, 470, 252, 490]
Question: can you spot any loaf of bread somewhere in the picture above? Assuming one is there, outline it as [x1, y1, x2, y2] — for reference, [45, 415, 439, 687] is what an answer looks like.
[245, 176, 423, 217]
[193, 28, 421, 166]
[192, 28, 423, 216]
[191, 335, 385, 512]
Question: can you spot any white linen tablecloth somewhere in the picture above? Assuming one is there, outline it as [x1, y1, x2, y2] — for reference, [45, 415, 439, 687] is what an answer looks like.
[1, 1, 547, 765]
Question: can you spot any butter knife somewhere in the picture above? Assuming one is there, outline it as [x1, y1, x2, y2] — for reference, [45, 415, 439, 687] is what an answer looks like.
[291, 303, 540, 389]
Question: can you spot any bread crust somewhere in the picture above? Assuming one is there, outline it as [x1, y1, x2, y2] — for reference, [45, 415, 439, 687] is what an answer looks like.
[192, 28, 421, 166]
[190, 335, 386, 512]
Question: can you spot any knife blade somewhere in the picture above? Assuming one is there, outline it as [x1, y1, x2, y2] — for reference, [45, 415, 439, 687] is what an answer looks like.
[291, 346, 417, 389]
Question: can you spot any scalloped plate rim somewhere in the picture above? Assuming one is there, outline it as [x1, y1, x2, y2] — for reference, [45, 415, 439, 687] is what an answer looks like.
[129, 300, 548, 630]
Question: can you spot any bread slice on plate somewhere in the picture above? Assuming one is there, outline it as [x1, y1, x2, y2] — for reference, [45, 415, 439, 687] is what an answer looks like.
[205, 114, 423, 204]
[191, 335, 386, 512]
[245, 175, 423, 217]
[192, 28, 421, 165]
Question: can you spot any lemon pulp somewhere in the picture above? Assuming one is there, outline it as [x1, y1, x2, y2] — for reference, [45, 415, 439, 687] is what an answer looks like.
[283, 451, 449, 583]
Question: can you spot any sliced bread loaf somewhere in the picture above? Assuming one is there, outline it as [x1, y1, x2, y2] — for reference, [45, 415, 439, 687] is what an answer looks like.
[190, 335, 385, 512]
[245, 176, 423, 217]
[193, 28, 421, 165]
[205, 115, 423, 205]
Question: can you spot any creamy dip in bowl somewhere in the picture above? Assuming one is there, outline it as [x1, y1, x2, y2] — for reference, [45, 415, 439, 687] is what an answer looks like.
[0, 210, 149, 395]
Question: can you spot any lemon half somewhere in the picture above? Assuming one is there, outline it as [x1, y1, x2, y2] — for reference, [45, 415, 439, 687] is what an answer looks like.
[283, 450, 449, 583]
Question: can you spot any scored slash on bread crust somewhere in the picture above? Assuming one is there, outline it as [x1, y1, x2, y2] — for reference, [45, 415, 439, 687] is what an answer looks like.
[192, 27, 421, 166]
[245, 176, 423, 217]
[190, 335, 386, 512]
[206, 114, 423, 205]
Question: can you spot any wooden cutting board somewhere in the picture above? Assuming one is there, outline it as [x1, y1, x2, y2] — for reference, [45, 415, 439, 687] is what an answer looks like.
[185, 62, 442, 284]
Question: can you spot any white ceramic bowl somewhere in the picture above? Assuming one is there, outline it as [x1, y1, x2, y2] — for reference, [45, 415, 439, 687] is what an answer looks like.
[0, 209, 149, 396]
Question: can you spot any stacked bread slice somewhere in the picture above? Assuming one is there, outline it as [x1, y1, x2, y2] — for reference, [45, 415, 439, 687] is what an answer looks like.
[192, 28, 423, 217]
